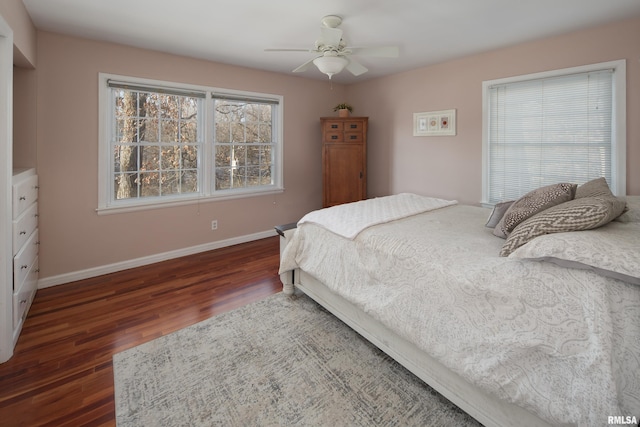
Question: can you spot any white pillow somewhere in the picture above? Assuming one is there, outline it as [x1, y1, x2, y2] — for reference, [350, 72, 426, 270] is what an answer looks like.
[615, 196, 640, 223]
[508, 221, 640, 285]
[485, 200, 514, 228]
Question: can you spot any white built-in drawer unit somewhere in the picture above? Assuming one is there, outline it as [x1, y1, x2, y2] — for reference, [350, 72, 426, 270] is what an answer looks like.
[12, 169, 39, 330]
[14, 229, 38, 292]
[13, 202, 38, 255]
[13, 256, 38, 328]
[13, 172, 38, 218]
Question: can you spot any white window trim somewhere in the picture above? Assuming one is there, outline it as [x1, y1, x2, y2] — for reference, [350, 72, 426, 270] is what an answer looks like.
[97, 73, 284, 214]
[481, 60, 626, 206]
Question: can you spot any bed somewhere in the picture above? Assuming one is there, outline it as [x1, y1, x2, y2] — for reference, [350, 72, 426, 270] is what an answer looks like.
[278, 183, 640, 427]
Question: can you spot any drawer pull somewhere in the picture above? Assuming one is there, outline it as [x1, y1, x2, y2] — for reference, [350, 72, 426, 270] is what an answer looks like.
[19, 299, 27, 305]
[331, 124, 338, 129]
[35, 186, 40, 189]
[331, 135, 338, 140]
[21, 265, 28, 270]
[19, 196, 26, 201]
[350, 135, 357, 140]
[19, 230, 26, 235]
[350, 124, 357, 129]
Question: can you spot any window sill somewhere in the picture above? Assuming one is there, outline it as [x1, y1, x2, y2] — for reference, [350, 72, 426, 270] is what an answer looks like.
[96, 187, 284, 215]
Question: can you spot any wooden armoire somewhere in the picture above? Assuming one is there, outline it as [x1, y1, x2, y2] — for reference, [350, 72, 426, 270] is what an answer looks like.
[321, 117, 368, 208]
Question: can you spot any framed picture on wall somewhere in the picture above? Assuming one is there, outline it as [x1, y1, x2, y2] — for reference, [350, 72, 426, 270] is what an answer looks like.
[413, 109, 456, 136]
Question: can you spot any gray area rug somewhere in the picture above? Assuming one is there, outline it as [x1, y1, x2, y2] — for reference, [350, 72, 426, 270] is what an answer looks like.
[113, 292, 481, 426]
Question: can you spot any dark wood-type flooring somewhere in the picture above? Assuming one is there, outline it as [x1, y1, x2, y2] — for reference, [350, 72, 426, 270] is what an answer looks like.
[0, 236, 282, 426]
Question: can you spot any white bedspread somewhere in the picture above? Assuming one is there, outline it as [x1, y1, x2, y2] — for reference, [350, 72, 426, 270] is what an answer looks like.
[298, 193, 457, 239]
[280, 197, 640, 427]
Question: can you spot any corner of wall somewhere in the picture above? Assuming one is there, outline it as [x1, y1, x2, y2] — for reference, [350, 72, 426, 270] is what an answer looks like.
[0, 0, 37, 68]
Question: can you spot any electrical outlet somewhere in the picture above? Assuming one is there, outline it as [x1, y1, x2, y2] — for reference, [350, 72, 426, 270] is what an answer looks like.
[211, 220, 218, 230]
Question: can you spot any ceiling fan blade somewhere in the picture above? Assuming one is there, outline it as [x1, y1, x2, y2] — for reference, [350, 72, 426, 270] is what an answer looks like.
[292, 56, 321, 73]
[319, 27, 343, 47]
[346, 58, 368, 76]
[265, 48, 313, 52]
[348, 46, 399, 57]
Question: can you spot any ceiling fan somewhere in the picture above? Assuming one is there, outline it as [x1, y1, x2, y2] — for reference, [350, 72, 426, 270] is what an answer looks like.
[265, 15, 399, 79]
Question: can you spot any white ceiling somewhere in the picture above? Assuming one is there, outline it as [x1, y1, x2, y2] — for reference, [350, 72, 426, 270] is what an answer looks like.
[22, 0, 640, 84]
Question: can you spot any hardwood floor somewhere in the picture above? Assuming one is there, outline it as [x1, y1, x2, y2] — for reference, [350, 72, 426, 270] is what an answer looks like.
[0, 236, 282, 427]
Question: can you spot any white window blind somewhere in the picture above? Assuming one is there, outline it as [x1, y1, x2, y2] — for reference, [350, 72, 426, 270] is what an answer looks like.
[486, 69, 614, 204]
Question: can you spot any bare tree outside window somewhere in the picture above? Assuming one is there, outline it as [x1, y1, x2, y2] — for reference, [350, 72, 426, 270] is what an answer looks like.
[101, 75, 282, 211]
[113, 89, 201, 200]
[214, 100, 274, 191]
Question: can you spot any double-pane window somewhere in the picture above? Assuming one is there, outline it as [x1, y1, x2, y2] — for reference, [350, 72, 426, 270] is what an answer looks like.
[112, 87, 203, 201]
[214, 99, 275, 191]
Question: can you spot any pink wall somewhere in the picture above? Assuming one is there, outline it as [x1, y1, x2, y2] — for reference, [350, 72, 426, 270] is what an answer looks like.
[36, 32, 346, 280]
[33, 15, 640, 282]
[348, 16, 640, 204]
[1, 0, 38, 173]
[13, 67, 37, 168]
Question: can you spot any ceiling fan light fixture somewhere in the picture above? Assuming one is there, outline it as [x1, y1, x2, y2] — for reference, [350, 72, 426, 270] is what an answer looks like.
[313, 56, 348, 79]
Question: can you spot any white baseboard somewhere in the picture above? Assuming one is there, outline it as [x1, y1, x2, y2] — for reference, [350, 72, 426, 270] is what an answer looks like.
[37, 229, 277, 289]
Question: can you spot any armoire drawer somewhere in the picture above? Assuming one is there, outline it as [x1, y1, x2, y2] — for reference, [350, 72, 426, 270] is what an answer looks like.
[343, 121, 364, 132]
[13, 257, 38, 329]
[324, 131, 344, 142]
[13, 202, 38, 256]
[323, 121, 344, 132]
[12, 174, 38, 218]
[14, 229, 39, 290]
[344, 132, 363, 142]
